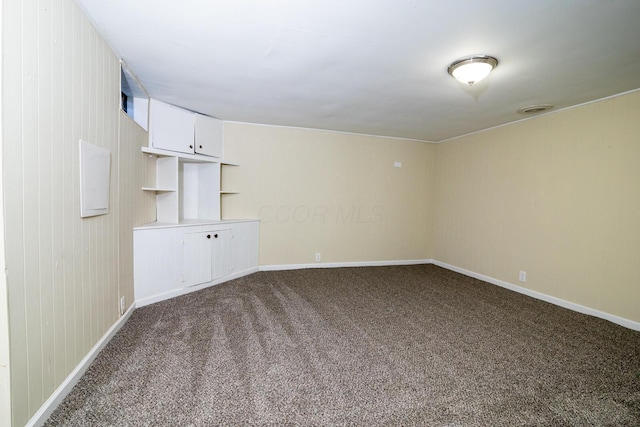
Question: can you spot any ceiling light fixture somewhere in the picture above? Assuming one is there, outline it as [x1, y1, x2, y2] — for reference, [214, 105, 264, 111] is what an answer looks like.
[448, 55, 499, 86]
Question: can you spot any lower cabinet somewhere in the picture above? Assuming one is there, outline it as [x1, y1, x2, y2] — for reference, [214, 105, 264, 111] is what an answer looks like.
[182, 229, 232, 286]
[134, 220, 259, 306]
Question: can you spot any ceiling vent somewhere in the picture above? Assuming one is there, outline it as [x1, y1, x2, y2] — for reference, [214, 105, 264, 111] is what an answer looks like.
[517, 104, 554, 114]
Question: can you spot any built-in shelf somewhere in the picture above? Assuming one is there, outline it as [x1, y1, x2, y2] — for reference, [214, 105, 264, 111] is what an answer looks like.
[135, 101, 259, 312]
[220, 162, 238, 199]
[141, 146, 243, 224]
[141, 106, 242, 225]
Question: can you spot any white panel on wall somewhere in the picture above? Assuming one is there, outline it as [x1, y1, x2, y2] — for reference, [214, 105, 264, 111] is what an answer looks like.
[79, 140, 111, 217]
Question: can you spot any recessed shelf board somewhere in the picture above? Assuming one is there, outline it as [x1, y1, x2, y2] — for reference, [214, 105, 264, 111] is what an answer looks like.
[142, 187, 175, 193]
[142, 146, 219, 163]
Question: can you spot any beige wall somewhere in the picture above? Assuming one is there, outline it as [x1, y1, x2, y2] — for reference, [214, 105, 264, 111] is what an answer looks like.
[1, 0, 153, 425]
[223, 123, 434, 266]
[432, 90, 640, 323]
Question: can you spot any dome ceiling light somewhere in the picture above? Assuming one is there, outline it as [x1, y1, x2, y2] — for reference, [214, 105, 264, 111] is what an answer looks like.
[448, 55, 499, 86]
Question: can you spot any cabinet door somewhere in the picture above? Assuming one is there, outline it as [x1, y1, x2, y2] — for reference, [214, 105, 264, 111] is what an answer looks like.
[195, 114, 223, 158]
[182, 231, 213, 286]
[150, 99, 195, 154]
[211, 229, 232, 280]
[231, 221, 259, 273]
[134, 228, 183, 301]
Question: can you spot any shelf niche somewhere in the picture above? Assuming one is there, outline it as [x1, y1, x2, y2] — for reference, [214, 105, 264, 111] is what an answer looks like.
[180, 160, 220, 221]
[141, 147, 239, 224]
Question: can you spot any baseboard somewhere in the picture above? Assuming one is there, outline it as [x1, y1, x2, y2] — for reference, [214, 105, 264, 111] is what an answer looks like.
[259, 259, 432, 271]
[431, 260, 640, 332]
[26, 303, 137, 427]
[136, 266, 260, 308]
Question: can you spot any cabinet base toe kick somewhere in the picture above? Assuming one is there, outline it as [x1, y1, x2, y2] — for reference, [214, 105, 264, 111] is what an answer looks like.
[135, 266, 259, 308]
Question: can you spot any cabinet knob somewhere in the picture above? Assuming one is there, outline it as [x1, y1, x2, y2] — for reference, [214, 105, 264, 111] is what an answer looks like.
[189, 145, 193, 149]
[199, 145, 203, 149]
[206, 234, 211, 239]
[214, 234, 218, 238]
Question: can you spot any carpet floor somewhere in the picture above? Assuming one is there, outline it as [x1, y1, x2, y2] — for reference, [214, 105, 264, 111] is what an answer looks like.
[45, 265, 640, 426]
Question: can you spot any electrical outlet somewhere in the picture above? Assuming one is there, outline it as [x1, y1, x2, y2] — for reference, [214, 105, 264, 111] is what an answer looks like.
[120, 296, 126, 315]
[519, 271, 527, 282]
[315, 252, 321, 262]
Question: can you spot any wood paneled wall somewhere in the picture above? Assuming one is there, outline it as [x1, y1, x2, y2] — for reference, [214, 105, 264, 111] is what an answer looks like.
[118, 111, 156, 314]
[2, 0, 153, 424]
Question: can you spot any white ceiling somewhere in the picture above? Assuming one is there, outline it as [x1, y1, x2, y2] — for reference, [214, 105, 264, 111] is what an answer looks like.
[77, 0, 640, 142]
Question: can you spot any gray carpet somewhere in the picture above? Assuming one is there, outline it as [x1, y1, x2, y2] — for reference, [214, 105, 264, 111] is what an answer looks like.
[46, 265, 640, 426]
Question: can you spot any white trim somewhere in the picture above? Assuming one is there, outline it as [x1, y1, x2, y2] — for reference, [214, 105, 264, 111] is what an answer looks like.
[436, 88, 640, 143]
[26, 304, 137, 427]
[259, 259, 432, 271]
[222, 120, 434, 143]
[431, 260, 640, 332]
[226, 89, 640, 145]
[135, 267, 259, 308]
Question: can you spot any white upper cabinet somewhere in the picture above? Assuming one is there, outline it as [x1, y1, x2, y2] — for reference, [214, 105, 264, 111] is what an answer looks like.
[149, 99, 223, 158]
[195, 113, 223, 158]
[149, 99, 195, 154]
